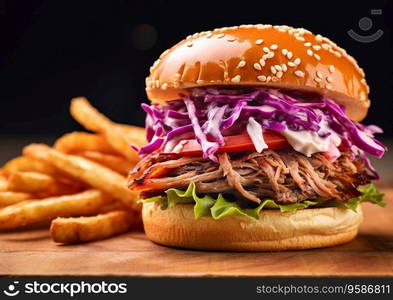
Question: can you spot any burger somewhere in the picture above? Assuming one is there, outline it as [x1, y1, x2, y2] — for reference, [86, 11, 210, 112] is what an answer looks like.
[128, 25, 386, 251]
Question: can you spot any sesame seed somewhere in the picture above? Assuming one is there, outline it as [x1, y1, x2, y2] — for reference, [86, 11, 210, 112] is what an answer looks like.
[282, 48, 288, 55]
[206, 32, 213, 38]
[276, 71, 283, 78]
[294, 70, 305, 77]
[316, 71, 323, 79]
[192, 33, 199, 38]
[270, 66, 277, 74]
[282, 64, 288, 72]
[255, 39, 264, 45]
[360, 91, 366, 100]
[313, 45, 321, 51]
[263, 47, 270, 53]
[275, 65, 282, 71]
[196, 80, 204, 84]
[155, 80, 160, 88]
[321, 43, 331, 50]
[326, 76, 333, 83]
[231, 75, 241, 83]
[270, 44, 278, 50]
[304, 42, 311, 47]
[329, 65, 335, 73]
[272, 76, 278, 82]
[316, 34, 323, 41]
[314, 78, 322, 83]
[227, 37, 236, 42]
[314, 54, 321, 61]
[287, 51, 293, 59]
[307, 49, 313, 56]
[237, 60, 246, 68]
[262, 54, 268, 60]
[267, 52, 275, 58]
[152, 59, 160, 68]
[294, 58, 301, 65]
[334, 51, 342, 57]
[296, 36, 305, 41]
[266, 76, 272, 82]
[161, 83, 168, 90]
[186, 42, 193, 47]
[326, 84, 333, 89]
[216, 33, 225, 38]
[259, 59, 266, 66]
[160, 49, 169, 58]
[253, 63, 262, 71]
[288, 62, 296, 67]
[257, 75, 267, 82]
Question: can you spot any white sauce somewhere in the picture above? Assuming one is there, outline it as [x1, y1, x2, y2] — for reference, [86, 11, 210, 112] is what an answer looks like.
[279, 130, 329, 157]
[278, 118, 341, 157]
[172, 140, 188, 153]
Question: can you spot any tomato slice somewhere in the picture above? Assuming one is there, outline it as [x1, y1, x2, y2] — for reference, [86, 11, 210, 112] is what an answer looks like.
[163, 130, 290, 155]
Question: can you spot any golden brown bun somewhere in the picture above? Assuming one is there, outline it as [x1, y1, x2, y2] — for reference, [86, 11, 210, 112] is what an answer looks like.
[142, 202, 362, 251]
[146, 25, 369, 121]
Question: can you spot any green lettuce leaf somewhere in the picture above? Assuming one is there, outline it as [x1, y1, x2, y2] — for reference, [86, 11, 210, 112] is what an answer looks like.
[165, 183, 214, 218]
[320, 184, 386, 212]
[141, 183, 385, 220]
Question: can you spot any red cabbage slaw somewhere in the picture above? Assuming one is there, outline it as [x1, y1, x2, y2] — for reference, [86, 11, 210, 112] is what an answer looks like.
[138, 88, 386, 177]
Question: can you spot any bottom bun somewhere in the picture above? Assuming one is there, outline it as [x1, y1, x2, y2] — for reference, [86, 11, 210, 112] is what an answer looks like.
[142, 202, 363, 251]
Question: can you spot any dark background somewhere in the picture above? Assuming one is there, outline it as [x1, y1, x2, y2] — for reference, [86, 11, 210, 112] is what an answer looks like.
[1, 0, 392, 138]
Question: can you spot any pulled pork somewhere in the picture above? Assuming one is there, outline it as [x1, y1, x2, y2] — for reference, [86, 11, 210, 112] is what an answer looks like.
[128, 150, 371, 204]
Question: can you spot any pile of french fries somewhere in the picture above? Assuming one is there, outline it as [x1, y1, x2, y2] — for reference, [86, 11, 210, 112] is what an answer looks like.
[0, 98, 146, 244]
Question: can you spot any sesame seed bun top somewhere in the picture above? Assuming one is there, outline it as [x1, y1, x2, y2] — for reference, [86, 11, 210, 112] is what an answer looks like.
[146, 24, 370, 122]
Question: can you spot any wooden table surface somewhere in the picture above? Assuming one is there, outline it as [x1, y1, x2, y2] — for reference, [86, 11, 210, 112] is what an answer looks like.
[0, 187, 392, 277]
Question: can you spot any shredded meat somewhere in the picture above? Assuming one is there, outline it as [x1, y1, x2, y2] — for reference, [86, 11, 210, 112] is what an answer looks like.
[129, 150, 372, 204]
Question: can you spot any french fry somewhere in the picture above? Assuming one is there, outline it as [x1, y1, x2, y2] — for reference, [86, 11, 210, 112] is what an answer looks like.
[116, 124, 147, 147]
[0, 192, 31, 207]
[97, 199, 130, 213]
[2, 156, 58, 177]
[54, 132, 117, 155]
[8, 171, 55, 193]
[50, 210, 138, 243]
[23, 144, 140, 211]
[7, 171, 83, 197]
[76, 151, 135, 175]
[0, 189, 112, 229]
[0, 175, 8, 191]
[70, 98, 140, 162]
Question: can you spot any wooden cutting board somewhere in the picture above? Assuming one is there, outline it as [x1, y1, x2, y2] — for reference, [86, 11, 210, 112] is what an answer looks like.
[0, 187, 392, 277]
